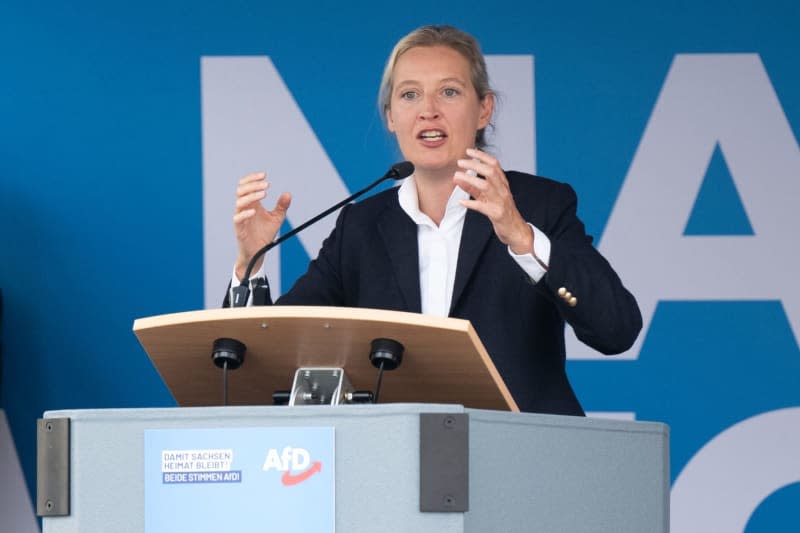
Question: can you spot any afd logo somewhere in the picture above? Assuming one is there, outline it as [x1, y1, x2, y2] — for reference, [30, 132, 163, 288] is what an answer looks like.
[262, 446, 323, 486]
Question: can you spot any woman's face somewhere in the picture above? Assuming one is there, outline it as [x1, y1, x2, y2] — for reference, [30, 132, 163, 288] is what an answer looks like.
[386, 45, 493, 181]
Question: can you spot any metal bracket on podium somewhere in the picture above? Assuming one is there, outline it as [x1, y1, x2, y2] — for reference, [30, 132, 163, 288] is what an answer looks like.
[289, 368, 354, 406]
[419, 413, 469, 512]
[37, 417, 70, 517]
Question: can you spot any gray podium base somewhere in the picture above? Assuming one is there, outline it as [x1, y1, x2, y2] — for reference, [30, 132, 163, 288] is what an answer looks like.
[42, 404, 668, 533]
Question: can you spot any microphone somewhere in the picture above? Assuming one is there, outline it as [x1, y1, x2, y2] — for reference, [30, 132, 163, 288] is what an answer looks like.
[229, 161, 414, 307]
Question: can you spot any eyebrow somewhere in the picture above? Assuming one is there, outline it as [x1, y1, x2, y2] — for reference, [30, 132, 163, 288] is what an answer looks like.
[394, 77, 469, 90]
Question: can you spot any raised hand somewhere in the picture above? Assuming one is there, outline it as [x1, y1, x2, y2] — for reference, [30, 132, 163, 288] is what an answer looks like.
[453, 148, 534, 255]
[233, 172, 292, 281]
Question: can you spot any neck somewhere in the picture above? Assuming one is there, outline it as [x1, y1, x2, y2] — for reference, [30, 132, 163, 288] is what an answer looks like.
[414, 170, 457, 226]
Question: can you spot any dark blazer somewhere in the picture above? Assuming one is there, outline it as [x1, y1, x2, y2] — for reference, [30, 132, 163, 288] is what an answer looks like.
[231, 172, 642, 415]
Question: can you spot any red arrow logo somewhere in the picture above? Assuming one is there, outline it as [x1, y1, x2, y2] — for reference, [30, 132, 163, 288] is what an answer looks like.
[280, 461, 322, 486]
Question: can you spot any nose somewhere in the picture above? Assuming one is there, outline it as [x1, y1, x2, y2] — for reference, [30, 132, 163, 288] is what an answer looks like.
[418, 94, 440, 120]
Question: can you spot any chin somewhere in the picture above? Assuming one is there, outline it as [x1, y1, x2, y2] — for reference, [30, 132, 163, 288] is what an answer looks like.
[413, 162, 456, 179]
[409, 153, 457, 174]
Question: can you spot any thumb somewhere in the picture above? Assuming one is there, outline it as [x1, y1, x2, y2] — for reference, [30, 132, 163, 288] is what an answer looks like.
[273, 192, 292, 215]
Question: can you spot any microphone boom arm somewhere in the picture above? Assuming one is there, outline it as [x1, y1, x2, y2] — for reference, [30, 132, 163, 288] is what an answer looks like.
[229, 161, 414, 307]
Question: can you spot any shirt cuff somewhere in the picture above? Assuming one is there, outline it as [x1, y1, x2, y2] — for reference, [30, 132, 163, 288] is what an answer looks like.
[508, 223, 551, 283]
[230, 264, 267, 306]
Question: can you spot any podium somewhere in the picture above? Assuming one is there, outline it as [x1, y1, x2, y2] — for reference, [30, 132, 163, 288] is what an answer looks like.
[38, 308, 669, 532]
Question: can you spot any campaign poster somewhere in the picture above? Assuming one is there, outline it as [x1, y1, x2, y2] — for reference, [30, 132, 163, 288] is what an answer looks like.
[145, 426, 335, 532]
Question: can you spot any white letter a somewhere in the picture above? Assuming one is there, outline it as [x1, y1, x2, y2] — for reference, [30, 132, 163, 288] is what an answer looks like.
[568, 54, 800, 359]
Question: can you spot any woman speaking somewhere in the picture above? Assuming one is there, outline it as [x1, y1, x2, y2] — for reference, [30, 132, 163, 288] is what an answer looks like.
[226, 25, 642, 415]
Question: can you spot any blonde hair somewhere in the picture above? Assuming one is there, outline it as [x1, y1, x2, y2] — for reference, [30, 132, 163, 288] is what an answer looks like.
[378, 25, 495, 148]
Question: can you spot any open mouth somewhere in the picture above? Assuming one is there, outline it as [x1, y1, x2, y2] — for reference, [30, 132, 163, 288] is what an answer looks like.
[418, 129, 447, 141]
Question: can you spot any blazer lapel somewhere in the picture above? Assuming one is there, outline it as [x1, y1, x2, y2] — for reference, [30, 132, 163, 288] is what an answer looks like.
[378, 203, 422, 313]
[450, 209, 494, 314]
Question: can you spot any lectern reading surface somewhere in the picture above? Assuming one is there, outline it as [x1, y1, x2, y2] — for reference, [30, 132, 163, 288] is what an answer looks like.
[133, 306, 519, 411]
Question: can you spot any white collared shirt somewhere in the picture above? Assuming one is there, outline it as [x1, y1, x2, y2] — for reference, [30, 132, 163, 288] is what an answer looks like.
[397, 176, 468, 318]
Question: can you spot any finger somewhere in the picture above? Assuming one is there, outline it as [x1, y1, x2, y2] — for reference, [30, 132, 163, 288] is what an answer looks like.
[464, 148, 505, 182]
[460, 198, 494, 218]
[460, 198, 504, 223]
[457, 158, 497, 180]
[238, 172, 267, 186]
[233, 208, 256, 224]
[273, 192, 292, 214]
[453, 171, 489, 197]
[237, 180, 269, 197]
[235, 190, 267, 210]
[466, 147, 499, 168]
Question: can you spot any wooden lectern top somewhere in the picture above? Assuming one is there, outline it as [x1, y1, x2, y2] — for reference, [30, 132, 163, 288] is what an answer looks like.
[133, 306, 518, 412]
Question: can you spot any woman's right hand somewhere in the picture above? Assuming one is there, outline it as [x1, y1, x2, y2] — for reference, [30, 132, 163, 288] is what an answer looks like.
[233, 172, 292, 281]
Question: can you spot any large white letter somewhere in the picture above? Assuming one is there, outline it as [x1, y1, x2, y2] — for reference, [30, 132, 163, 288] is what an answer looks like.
[671, 407, 800, 531]
[568, 54, 800, 359]
[201, 57, 351, 307]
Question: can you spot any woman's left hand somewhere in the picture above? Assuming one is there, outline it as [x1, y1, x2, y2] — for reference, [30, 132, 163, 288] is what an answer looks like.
[454, 148, 534, 255]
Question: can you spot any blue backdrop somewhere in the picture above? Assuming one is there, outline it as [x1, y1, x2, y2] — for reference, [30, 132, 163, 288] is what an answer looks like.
[2, 1, 798, 530]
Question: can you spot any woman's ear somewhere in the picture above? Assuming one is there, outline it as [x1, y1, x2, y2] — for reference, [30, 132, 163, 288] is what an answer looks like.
[478, 93, 495, 130]
[385, 107, 396, 132]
